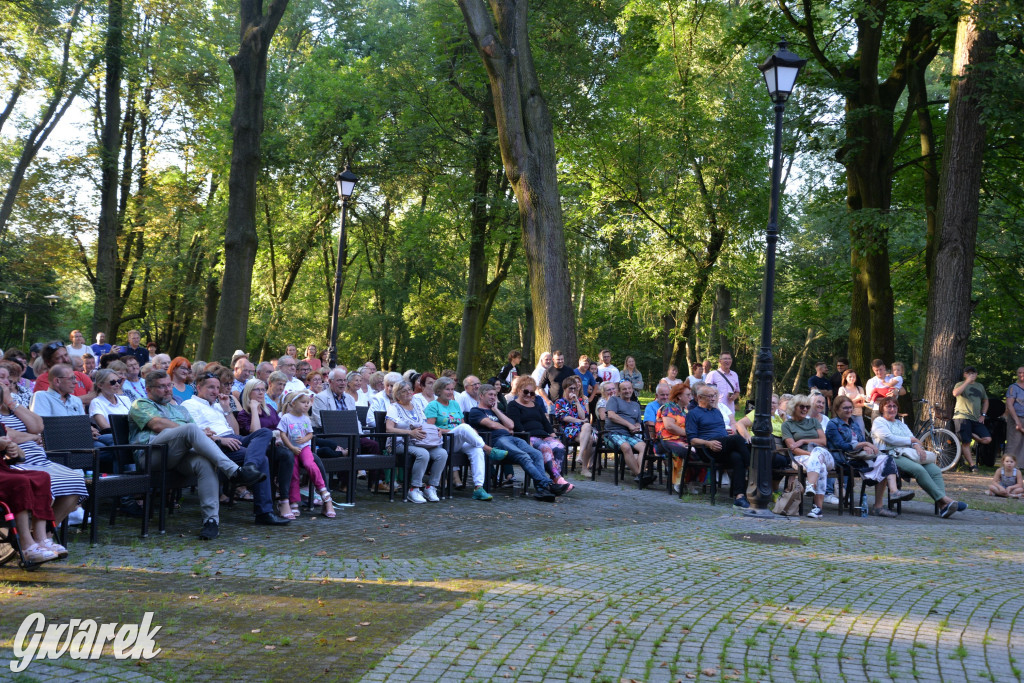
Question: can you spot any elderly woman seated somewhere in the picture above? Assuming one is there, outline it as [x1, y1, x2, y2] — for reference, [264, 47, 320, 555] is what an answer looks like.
[236, 378, 296, 519]
[826, 394, 912, 518]
[871, 395, 964, 518]
[386, 380, 447, 503]
[781, 394, 834, 519]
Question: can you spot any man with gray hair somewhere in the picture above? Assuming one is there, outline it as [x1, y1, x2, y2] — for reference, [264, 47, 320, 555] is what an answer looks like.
[277, 355, 305, 394]
[357, 366, 375, 403]
[367, 372, 403, 429]
[254, 362, 273, 384]
[457, 375, 482, 414]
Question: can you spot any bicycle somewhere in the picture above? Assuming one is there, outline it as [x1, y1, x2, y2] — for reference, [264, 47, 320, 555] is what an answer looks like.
[915, 399, 962, 472]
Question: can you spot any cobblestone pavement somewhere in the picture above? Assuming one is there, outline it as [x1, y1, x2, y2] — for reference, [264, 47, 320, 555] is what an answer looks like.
[2, 473, 1023, 682]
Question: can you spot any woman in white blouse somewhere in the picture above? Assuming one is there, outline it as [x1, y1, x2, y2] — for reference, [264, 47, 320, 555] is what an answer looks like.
[386, 380, 447, 504]
[871, 396, 962, 518]
[89, 368, 133, 433]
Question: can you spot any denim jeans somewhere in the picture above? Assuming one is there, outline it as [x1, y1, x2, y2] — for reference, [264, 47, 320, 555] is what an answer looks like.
[493, 435, 552, 489]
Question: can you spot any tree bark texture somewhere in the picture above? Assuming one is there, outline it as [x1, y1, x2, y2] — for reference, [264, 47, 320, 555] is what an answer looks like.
[920, 1, 996, 420]
[92, 0, 125, 339]
[458, 0, 577, 364]
[456, 118, 517, 380]
[212, 0, 289, 361]
[781, 3, 949, 374]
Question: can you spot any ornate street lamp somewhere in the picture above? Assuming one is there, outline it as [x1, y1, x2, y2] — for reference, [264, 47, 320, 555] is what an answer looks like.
[327, 165, 359, 370]
[747, 39, 806, 517]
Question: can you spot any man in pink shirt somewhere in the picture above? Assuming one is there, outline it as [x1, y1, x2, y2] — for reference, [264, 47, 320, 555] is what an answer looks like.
[705, 352, 741, 412]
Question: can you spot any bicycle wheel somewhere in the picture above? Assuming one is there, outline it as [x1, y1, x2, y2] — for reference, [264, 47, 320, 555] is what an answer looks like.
[922, 428, 961, 471]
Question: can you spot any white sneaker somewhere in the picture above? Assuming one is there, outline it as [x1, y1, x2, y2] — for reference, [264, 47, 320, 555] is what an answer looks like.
[807, 506, 822, 519]
[673, 484, 681, 494]
[423, 486, 440, 502]
[67, 506, 85, 525]
[805, 482, 816, 496]
[42, 538, 68, 558]
[824, 494, 840, 506]
[23, 543, 58, 564]
[407, 489, 427, 504]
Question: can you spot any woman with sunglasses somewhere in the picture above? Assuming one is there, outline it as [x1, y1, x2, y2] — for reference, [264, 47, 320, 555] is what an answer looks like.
[507, 375, 571, 490]
[781, 394, 835, 519]
[168, 357, 194, 404]
[88, 368, 133, 433]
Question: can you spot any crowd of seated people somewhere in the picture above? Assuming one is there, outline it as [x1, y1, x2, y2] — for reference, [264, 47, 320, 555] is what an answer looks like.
[0, 333, 988, 562]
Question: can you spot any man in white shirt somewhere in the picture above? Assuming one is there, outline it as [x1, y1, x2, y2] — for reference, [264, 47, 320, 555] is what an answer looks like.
[458, 375, 482, 414]
[595, 349, 620, 385]
[705, 352, 741, 413]
[181, 375, 287, 525]
[367, 372, 403, 428]
[357, 366, 375, 403]
[276, 355, 305, 394]
[531, 352, 553, 384]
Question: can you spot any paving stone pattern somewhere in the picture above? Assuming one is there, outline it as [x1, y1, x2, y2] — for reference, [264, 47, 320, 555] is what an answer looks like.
[2, 475, 1023, 682]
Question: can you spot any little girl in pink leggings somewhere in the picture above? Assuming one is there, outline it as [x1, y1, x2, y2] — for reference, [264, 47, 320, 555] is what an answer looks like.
[278, 391, 335, 518]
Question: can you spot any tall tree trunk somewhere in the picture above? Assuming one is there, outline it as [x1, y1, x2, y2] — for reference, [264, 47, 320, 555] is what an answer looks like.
[791, 327, 816, 394]
[92, 0, 125, 339]
[196, 252, 221, 362]
[714, 284, 732, 354]
[920, 1, 996, 419]
[782, 4, 950, 372]
[212, 0, 289, 360]
[458, 0, 578, 364]
[909, 60, 940, 284]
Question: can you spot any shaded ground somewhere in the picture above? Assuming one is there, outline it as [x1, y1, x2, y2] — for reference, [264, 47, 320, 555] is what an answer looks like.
[1, 466, 1022, 682]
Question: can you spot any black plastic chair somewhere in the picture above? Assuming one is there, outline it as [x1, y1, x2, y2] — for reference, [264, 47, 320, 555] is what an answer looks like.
[317, 410, 397, 505]
[109, 415, 174, 534]
[42, 415, 152, 544]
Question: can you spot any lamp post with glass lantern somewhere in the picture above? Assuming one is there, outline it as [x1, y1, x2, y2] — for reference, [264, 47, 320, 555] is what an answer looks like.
[327, 165, 358, 370]
[747, 39, 807, 516]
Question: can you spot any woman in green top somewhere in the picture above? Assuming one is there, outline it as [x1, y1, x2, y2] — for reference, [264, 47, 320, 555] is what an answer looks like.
[781, 394, 835, 519]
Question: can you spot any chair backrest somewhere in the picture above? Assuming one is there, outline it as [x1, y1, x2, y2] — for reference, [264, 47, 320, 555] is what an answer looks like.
[109, 414, 131, 446]
[320, 410, 360, 435]
[374, 410, 387, 432]
[356, 405, 369, 429]
[41, 415, 95, 451]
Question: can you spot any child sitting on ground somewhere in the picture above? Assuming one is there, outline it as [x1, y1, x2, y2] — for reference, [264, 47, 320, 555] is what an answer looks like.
[988, 454, 1023, 498]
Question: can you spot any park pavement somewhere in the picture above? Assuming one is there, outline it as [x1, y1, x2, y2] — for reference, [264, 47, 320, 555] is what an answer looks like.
[1, 471, 1023, 682]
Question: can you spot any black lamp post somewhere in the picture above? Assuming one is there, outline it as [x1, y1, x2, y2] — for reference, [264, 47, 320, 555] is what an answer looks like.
[327, 165, 359, 370]
[747, 39, 806, 517]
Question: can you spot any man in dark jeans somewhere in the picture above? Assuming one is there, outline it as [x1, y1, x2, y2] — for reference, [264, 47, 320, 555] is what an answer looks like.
[468, 385, 569, 502]
[685, 385, 751, 508]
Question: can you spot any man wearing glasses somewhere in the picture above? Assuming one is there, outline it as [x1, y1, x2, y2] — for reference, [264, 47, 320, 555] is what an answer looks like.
[604, 380, 653, 488]
[30, 364, 90, 420]
[276, 355, 305, 394]
[130, 370, 267, 540]
[458, 375, 483, 414]
[685, 386, 752, 508]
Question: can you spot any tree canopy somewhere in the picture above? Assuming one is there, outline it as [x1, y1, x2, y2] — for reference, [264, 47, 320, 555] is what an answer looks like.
[0, 0, 1021, 402]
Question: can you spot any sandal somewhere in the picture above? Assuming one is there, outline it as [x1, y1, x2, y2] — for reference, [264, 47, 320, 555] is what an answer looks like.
[277, 500, 295, 520]
[319, 489, 336, 519]
[235, 487, 254, 501]
[290, 503, 301, 518]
